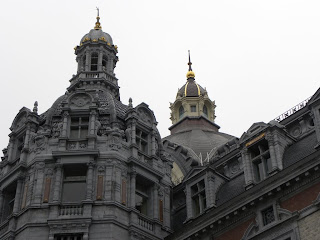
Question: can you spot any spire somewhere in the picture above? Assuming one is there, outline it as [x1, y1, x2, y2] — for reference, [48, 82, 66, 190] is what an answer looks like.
[186, 50, 195, 79]
[188, 50, 192, 71]
[94, 7, 102, 30]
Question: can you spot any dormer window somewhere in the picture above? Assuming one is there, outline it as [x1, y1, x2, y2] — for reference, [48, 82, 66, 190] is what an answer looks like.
[90, 53, 98, 71]
[191, 179, 206, 216]
[136, 129, 148, 154]
[70, 117, 89, 139]
[248, 138, 271, 182]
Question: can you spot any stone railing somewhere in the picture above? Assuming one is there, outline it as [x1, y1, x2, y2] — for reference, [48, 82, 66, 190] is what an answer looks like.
[67, 140, 88, 150]
[0, 220, 9, 236]
[138, 215, 154, 231]
[274, 97, 311, 122]
[59, 204, 83, 216]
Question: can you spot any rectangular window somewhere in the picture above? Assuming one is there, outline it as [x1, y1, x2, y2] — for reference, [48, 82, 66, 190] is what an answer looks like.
[190, 105, 196, 112]
[262, 206, 275, 226]
[70, 117, 89, 139]
[250, 139, 272, 182]
[54, 234, 83, 240]
[62, 165, 87, 203]
[1, 182, 16, 222]
[135, 175, 152, 217]
[191, 180, 206, 216]
[136, 129, 148, 154]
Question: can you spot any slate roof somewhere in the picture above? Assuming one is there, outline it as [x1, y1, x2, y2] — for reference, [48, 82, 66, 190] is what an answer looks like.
[164, 129, 234, 159]
[216, 173, 246, 206]
[283, 132, 317, 168]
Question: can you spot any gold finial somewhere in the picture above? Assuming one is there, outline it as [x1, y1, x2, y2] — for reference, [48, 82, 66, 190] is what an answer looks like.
[94, 7, 102, 30]
[186, 50, 195, 79]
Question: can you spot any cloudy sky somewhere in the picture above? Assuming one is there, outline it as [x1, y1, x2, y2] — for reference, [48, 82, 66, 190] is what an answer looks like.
[0, 0, 320, 150]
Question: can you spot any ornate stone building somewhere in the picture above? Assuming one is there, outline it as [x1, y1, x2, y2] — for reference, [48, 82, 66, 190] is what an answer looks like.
[1, 14, 320, 240]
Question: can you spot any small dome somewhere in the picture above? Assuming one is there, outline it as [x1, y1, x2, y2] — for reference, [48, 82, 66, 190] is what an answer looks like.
[80, 29, 113, 45]
[178, 80, 206, 97]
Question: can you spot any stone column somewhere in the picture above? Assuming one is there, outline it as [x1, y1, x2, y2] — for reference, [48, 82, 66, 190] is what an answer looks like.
[153, 184, 159, 219]
[241, 148, 254, 187]
[23, 124, 31, 149]
[61, 112, 69, 138]
[266, 133, 278, 171]
[85, 51, 90, 71]
[151, 131, 156, 156]
[86, 162, 94, 200]
[107, 57, 113, 74]
[131, 120, 136, 145]
[185, 187, 192, 220]
[163, 187, 170, 228]
[114, 166, 121, 202]
[98, 50, 103, 71]
[34, 163, 45, 205]
[0, 190, 3, 220]
[53, 164, 62, 202]
[105, 165, 112, 201]
[13, 178, 23, 214]
[130, 171, 136, 208]
[7, 139, 14, 162]
[89, 110, 96, 136]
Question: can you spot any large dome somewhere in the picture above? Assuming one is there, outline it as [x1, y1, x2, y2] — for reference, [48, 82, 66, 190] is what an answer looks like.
[164, 129, 234, 160]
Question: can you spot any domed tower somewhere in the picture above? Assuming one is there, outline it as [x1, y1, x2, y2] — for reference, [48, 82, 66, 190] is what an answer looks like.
[0, 12, 172, 240]
[164, 52, 235, 184]
[169, 52, 217, 133]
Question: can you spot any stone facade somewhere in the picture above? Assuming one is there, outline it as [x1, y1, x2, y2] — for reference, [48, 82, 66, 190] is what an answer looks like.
[1, 14, 320, 240]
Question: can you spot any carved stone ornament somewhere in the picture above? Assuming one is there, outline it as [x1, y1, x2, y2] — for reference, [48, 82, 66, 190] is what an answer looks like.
[70, 93, 91, 108]
[137, 108, 152, 125]
[51, 118, 63, 138]
[107, 132, 122, 151]
[29, 127, 47, 154]
[98, 116, 110, 136]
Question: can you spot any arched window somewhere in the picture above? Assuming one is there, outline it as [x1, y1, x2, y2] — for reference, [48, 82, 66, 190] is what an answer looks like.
[179, 106, 184, 119]
[203, 105, 208, 116]
[102, 55, 108, 71]
[90, 53, 98, 71]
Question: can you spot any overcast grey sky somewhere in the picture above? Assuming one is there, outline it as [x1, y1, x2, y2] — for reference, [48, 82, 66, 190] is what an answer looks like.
[0, 0, 320, 150]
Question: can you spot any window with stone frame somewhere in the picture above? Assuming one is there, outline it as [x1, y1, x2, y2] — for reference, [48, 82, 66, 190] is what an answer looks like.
[136, 129, 149, 154]
[54, 234, 83, 240]
[179, 106, 184, 119]
[261, 206, 275, 226]
[135, 175, 152, 217]
[70, 117, 89, 139]
[248, 138, 272, 182]
[0, 182, 16, 222]
[90, 52, 98, 71]
[190, 105, 196, 112]
[191, 179, 206, 216]
[102, 55, 108, 71]
[203, 105, 208, 116]
[62, 165, 87, 203]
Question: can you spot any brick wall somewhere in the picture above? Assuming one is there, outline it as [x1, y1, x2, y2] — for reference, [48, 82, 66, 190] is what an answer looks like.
[280, 181, 320, 212]
[214, 218, 254, 240]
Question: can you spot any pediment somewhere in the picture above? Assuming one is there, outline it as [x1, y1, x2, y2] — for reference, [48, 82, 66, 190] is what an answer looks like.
[10, 107, 31, 131]
[183, 166, 206, 183]
[136, 102, 157, 126]
[240, 122, 268, 143]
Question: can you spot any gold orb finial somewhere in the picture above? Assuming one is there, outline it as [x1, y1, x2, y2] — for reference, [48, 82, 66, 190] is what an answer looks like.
[186, 50, 195, 79]
[186, 70, 195, 79]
